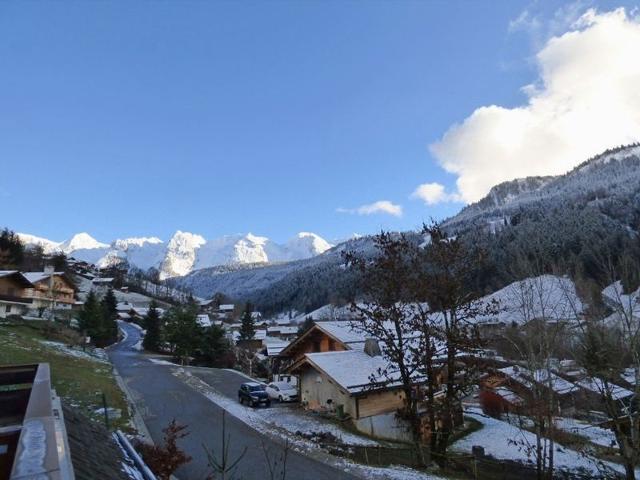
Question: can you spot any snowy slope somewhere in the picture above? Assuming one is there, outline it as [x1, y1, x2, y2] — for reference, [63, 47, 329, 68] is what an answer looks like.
[18, 230, 333, 279]
[16, 233, 61, 254]
[446, 143, 640, 231]
[471, 275, 585, 326]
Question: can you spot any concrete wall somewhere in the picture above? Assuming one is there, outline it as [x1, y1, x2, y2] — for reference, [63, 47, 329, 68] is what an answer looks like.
[353, 411, 413, 442]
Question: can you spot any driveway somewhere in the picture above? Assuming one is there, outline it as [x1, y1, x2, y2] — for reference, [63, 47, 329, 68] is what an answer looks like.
[109, 322, 359, 480]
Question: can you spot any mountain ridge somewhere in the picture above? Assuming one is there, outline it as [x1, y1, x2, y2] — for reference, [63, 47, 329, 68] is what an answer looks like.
[17, 230, 333, 280]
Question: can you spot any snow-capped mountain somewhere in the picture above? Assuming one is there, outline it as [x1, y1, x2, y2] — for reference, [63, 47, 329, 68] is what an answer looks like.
[17, 230, 333, 279]
[59, 232, 109, 253]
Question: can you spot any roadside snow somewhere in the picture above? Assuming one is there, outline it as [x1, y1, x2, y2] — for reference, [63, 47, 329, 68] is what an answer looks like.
[173, 369, 447, 480]
[175, 368, 377, 446]
[454, 408, 627, 477]
[351, 465, 446, 480]
[148, 358, 177, 366]
[40, 340, 109, 363]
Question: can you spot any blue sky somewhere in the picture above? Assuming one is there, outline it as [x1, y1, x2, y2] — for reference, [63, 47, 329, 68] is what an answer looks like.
[1, 0, 637, 243]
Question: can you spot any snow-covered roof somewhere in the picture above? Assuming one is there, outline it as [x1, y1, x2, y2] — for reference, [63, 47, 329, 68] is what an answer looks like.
[315, 321, 368, 345]
[277, 326, 298, 335]
[266, 343, 289, 356]
[275, 318, 291, 326]
[197, 314, 212, 328]
[23, 271, 65, 284]
[218, 304, 234, 311]
[302, 350, 404, 394]
[91, 277, 114, 283]
[575, 378, 634, 400]
[621, 368, 637, 386]
[494, 387, 524, 405]
[498, 366, 579, 396]
[131, 307, 165, 317]
[116, 302, 133, 311]
[0, 270, 33, 287]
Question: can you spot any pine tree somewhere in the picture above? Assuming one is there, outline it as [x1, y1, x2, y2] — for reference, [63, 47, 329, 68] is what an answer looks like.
[99, 288, 118, 346]
[164, 304, 201, 365]
[238, 303, 255, 341]
[200, 324, 232, 367]
[143, 301, 162, 352]
[0, 228, 24, 269]
[79, 290, 102, 342]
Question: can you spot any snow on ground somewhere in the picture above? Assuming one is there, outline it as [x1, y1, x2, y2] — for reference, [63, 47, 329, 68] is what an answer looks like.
[258, 406, 378, 446]
[345, 464, 446, 480]
[454, 408, 629, 477]
[471, 275, 584, 325]
[175, 368, 377, 446]
[148, 358, 177, 366]
[554, 417, 617, 448]
[40, 340, 109, 363]
[174, 368, 447, 480]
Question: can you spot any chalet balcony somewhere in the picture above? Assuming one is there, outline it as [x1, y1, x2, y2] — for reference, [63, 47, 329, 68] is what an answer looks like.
[0, 294, 33, 305]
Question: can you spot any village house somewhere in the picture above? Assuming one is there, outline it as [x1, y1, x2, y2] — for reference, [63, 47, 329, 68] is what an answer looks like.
[0, 271, 34, 318]
[281, 320, 455, 442]
[266, 325, 299, 340]
[480, 365, 581, 416]
[23, 269, 76, 311]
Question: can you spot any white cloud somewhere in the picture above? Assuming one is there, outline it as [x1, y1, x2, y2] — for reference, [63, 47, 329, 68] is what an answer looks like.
[431, 7, 640, 204]
[337, 200, 403, 217]
[411, 182, 462, 205]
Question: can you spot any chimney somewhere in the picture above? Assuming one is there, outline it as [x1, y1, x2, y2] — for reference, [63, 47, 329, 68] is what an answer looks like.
[364, 338, 381, 357]
[44, 265, 55, 274]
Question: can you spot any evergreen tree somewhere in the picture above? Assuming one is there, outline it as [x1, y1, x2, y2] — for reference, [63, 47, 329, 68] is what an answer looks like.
[297, 316, 314, 336]
[199, 325, 232, 367]
[0, 228, 24, 269]
[99, 288, 118, 345]
[239, 303, 255, 340]
[164, 304, 201, 364]
[79, 290, 103, 342]
[143, 301, 162, 352]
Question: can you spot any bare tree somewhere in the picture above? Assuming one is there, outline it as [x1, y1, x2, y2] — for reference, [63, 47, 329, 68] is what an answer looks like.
[345, 223, 494, 466]
[413, 222, 497, 462]
[344, 231, 425, 455]
[204, 411, 248, 480]
[575, 251, 640, 480]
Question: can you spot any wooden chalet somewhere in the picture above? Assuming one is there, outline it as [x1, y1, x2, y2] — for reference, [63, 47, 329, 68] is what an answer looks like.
[23, 270, 76, 310]
[281, 321, 456, 442]
[0, 271, 34, 318]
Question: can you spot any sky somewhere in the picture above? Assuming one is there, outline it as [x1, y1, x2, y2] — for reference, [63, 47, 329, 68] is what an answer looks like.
[1, 0, 639, 244]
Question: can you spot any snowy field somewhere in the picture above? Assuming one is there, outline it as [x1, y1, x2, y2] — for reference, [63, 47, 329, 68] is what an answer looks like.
[454, 408, 633, 477]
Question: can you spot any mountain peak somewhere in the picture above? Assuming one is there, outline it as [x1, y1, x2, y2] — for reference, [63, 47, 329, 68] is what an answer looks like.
[60, 232, 109, 252]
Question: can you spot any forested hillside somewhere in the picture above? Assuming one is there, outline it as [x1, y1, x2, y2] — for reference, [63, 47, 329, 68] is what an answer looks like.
[175, 144, 640, 314]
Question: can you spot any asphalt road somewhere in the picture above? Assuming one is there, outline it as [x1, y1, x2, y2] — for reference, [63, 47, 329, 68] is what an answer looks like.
[109, 322, 359, 480]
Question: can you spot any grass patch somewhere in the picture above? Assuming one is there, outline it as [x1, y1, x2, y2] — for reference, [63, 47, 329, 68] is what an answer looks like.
[0, 319, 130, 430]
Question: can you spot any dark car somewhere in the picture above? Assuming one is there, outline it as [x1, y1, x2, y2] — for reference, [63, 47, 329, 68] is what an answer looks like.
[238, 382, 271, 407]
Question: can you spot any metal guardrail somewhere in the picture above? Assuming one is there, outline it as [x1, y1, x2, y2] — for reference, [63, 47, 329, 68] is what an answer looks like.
[115, 431, 157, 480]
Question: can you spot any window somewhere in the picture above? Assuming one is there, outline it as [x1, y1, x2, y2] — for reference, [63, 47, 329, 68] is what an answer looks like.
[6, 305, 11, 313]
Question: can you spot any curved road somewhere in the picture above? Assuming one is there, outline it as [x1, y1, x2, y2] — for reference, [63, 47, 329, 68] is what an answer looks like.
[109, 322, 358, 480]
